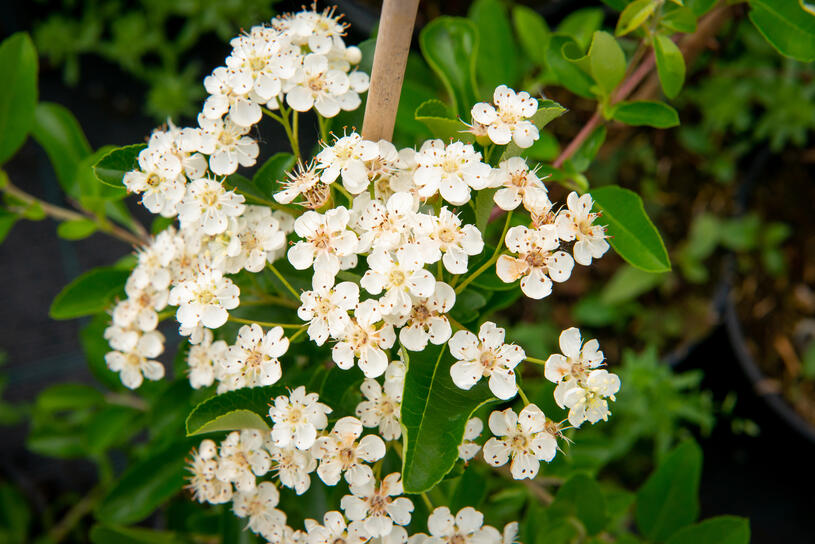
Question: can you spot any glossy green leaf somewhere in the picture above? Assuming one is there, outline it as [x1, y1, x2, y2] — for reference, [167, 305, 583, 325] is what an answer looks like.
[546, 35, 595, 98]
[661, 6, 698, 33]
[616, 0, 658, 36]
[636, 440, 702, 541]
[253, 152, 296, 200]
[612, 101, 680, 128]
[600, 264, 666, 304]
[90, 524, 186, 544]
[557, 8, 605, 50]
[419, 17, 479, 115]
[415, 100, 474, 143]
[400, 344, 497, 493]
[94, 144, 147, 188]
[50, 267, 130, 319]
[0, 33, 37, 166]
[186, 385, 286, 436]
[31, 102, 92, 197]
[589, 31, 626, 96]
[469, 0, 519, 91]
[57, 218, 98, 240]
[665, 516, 750, 544]
[96, 440, 194, 524]
[502, 99, 567, 160]
[748, 0, 815, 61]
[512, 5, 550, 67]
[590, 185, 671, 273]
[550, 473, 608, 535]
[654, 36, 686, 99]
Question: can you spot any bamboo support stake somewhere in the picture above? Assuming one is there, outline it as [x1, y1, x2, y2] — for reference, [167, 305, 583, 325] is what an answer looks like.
[361, 0, 420, 142]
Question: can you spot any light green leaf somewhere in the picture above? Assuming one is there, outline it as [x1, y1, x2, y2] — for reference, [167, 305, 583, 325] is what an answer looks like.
[474, 187, 497, 233]
[665, 516, 750, 544]
[616, 0, 658, 36]
[415, 100, 474, 143]
[557, 8, 605, 50]
[35, 383, 105, 412]
[50, 267, 130, 319]
[31, 102, 92, 197]
[654, 36, 686, 99]
[512, 5, 550, 67]
[601, 264, 667, 305]
[401, 344, 497, 493]
[661, 6, 698, 33]
[419, 17, 479, 116]
[590, 185, 671, 273]
[186, 386, 286, 435]
[550, 473, 608, 535]
[253, 152, 296, 200]
[612, 100, 680, 128]
[748, 0, 815, 61]
[94, 144, 146, 189]
[0, 209, 18, 243]
[469, 0, 519, 91]
[90, 524, 186, 544]
[57, 218, 98, 240]
[546, 35, 595, 98]
[636, 440, 702, 541]
[0, 33, 37, 166]
[589, 31, 626, 96]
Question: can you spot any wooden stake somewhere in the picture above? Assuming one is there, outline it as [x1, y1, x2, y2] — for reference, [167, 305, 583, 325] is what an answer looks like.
[361, 0, 420, 142]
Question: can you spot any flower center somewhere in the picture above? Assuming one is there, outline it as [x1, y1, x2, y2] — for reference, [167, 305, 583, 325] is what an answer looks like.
[389, 269, 406, 287]
[525, 251, 547, 269]
[479, 351, 497, 374]
[438, 226, 457, 244]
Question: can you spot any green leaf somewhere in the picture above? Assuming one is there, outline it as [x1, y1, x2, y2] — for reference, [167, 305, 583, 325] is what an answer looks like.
[589, 31, 626, 96]
[0, 483, 30, 544]
[34, 383, 104, 412]
[450, 288, 488, 324]
[415, 100, 474, 143]
[616, 0, 658, 36]
[96, 440, 194, 524]
[419, 17, 479, 116]
[546, 35, 595, 99]
[94, 144, 146, 189]
[661, 6, 698, 33]
[474, 187, 497, 233]
[748, 0, 815, 62]
[550, 473, 608, 535]
[186, 386, 286, 436]
[253, 152, 296, 200]
[400, 344, 497, 493]
[665, 516, 750, 544]
[512, 5, 550, 67]
[557, 8, 605, 50]
[0, 33, 37, 166]
[0, 208, 18, 243]
[31, 102, 92, 197]
[612, 101, 680, 128]
[654, 35, 686, 99]
[90, 524, 187, 544]
[600, 264, 666, 305]
[636, 440, 702, 541]
[501, 100, 567, 160]
[50, 267, 130, 319]
[57, 218, 98, 240]
[590, 185, 671, 273]
[85, 405, 140, 454]
[469, 0, 519, 91]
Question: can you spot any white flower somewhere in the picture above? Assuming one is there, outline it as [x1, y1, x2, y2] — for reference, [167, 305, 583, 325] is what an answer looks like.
[470, 85, 539, 148]
[332, 300, 396, 378]
[130, 227, 180, 291]
[316, 133, 379, 194]
[298, 280, 359, 345]
[169, 268, 240, 330]
[233, 482, 287, 541]
[288, 207, 359, 286]
[426, 507, 501, 544]
[312, 416, 386, 486]
[286, 7, 348, 54]
[225, 26, 286, 103]
[502, 522, 519, 544]
[544, 327, 605, 384]
[341, 473, 414, 537]
[415, 208, 484, 273]
[557, 369, 621, 427]
[178, 178, 246, 235]
[483, 404, 558, 479]
[397, 281, 455, 352]
[186, 439, 233, 504]
[361, 246, 435, 317]
[123, 145, 186, 217]
[490, 157, 551, 214]
[458, 417, 483, 462]
[496, 225, 573, 299]
[104, 330, 165, 389]
[198, 114, 260, 175]
[555, 192, 609, 266]
[354, 191, 417, 253]
[449, 322, 525, 400]
[268, 443, 317, 495]
[233, 206, 288, 273]
[269, 386, 332, 450]
[217, 430, 272, 492]
[305, 511, 368, 544]
[274, 160, 326, 207]
[413, 140, 491, 205]
[186, 329, 228, 389]
[222, 324, 289, 389]
[286, 54, 360, 117]
[112, 283, 167, 331]
[203, 66, 262, 127]
[356, 376, 403, 441]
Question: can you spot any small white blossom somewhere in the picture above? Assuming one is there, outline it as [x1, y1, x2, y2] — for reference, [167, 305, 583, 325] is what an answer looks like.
[285, 54, 360, 118]
[312, 416, 386, 486]
[178, 177, 246, 235]
[268, 442, 317, 495]
[123, 144, 186, 217]
[316, 133, 379, 194]
[298, 280, 359, 345]
[490, 157, 551, 214]
[449, 322, 525, 400]
[233, 482, 287, 541]
[354, 192, 417, 253]
[288, 207, 359, 286]
[458, 417, 483, 462]
[555, 192, 609, 266]
[186, 329, 228, 389]
[217, 430, 272, 492]
[305, 511, 368, 544]
[203, 66, 262, 127]
[222, 324, 289, 390]
[426, 507, 501, 544]
[341, 473, 414, 537]
[269, 386, 332, 450]
[104, 329, 165, 389]
[332, 300, 396, 378]
[470, 85, 539, 148]
[415, 208, 484, 274]
[356, 373, 403, 441]
[169, 268, 240, 330]
[361, 246, 435, 317]
[186, 439, 233, 504]
[396, 281, 455, 352]
[198, 115, 260, 175]
[413, 140, 491, 205]
[483, 404, 558, 479]
[496, 225, 573, 299]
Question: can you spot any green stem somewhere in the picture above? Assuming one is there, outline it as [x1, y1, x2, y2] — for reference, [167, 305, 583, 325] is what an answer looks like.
[227, 316, 303, 329]
[447, 316, 467, 332]
[436, 259, 443, 281]
[420, 492, 434, 511]
[240, 296, 300, 310]
[264, 104, 301, 160]
[517, 385, 530, 406]
[455, 210, 513, 294]
[317, 113, 331, 142]
[267, 262, 301, 299]
[525, 356, 548, 365]
[334, 183, 353, 204]
[288, 324, 309, 343]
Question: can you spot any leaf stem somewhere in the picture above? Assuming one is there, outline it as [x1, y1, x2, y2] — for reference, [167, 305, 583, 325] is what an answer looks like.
[288, 324, 309, 343]
[517, 385, 530, 406]
[227, 316, 303, 329]
[264, 104, 301, 160]
[525, 356, 547, 365]
[240, 296, 300, 310]
[420, 492, 434, 510]
[267, 262, 301, 299]
[317, 113, 331, 142]
[455, 211, 512, 294]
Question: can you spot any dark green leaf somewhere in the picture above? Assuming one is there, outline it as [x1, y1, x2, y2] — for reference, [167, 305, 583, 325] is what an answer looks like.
[35, 383, 104, 412]
[616, 0, 658, 36]
[550, 473, 608, 535]
[589, 31, 626, 96]
[85, 405, 140, 454]
[90, 524, 187, 544]
[590, 185, 671, 273]
[0, 209, 17, 243]
[665, 516, 750, 544]
[94, 144, 147, 188]
[50, 267, 130, 319]
[0, 33, 37, 166]
[654, 35, 686, 99]
[612, 100, 680, 128]
[31, 102, 92, 197]
[419, 17, 479, 115]
[469, 0, 519, 91]
[748, 0, 815, 62]
[415, 100, 474, 143]
[512, 6, 550, 67]
[450, 288, 488, 324]
[600, 265, 666, 305]
[57, 218, 98, 240]
[253, 152, 296, 200]
[450, 467, 487, 512]
[401, 344, 497, 493]
[186, 386, 286, 436]
[557, 8, 605, 50]
[81, 314, 126, 391]
[636, 440, 702, 541]
[0, 483, 30, 544]
[546, 36, 595, 98]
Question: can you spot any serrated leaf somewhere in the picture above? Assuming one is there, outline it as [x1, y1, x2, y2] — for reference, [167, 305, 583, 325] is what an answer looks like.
[616, 0, 658, 36]
[469, 0, 520, 91]
[186, 386, 286, 436]
[253, 152, 296, 200]
[654, 35, 686, 99]
[590, 185, 671, 273]
[415, 100, 474, 143]
[589, 31, 626, 96]
[50, 267, 130, 319]
[57, 218, 98, 240]
[31, 102, 92, 198]
[612, 100, 680, 128]
[665, 516, 750, 544]
[748, 0, 815, 62]
[94, 144, 147, 188]
[400, 344, 497, 493]
[419, 17, 479, 116]
[0, 33, 37, 166]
